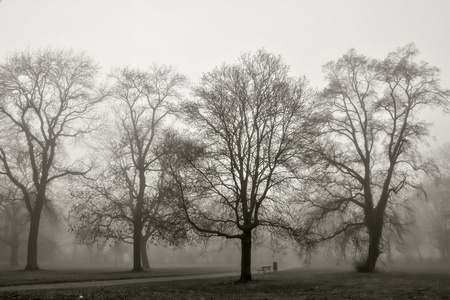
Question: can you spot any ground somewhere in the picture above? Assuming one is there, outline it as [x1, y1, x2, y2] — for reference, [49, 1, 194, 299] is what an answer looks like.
[1, 262, 450, 299]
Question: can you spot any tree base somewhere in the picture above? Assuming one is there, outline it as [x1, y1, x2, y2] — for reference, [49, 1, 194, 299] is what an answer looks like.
[239, 274, 252, 281]
[354, 258, 376, 272]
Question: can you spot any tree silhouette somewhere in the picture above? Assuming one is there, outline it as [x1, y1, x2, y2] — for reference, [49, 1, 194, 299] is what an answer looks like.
[0, 48, 105, 270]
[302, 44, 449, 271]
[166, 49, 317, 281]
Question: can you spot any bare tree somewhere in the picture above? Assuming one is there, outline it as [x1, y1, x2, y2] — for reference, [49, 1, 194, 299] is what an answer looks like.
[166, 50, 317, 281]
[416, 144, 450, 260]
[0, 178, 28, 266]
[0, 48, 105, 270]
[422, 183, 450, 260]
[81, 65, 186, 271]
[302, 44, 449, 272]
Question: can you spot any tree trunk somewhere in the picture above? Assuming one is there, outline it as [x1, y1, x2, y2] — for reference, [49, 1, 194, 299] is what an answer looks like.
[140, 237, 150, 270]
[132, 167, 146, 272]
[25, 206, 43, 271]
[132, 220, 144, 272]
[363, 225, 381, 272]
[240, 231, 252, 281]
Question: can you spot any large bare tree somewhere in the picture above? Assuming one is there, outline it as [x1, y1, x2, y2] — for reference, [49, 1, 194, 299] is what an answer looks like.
[167, 50, 317, 281]
[302, 44, 449, 272]
[0, 48, 104, 270]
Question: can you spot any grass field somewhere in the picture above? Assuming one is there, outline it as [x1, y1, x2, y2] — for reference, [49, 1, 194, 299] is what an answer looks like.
[1, 263, 450, 299]
[0, 263, 239, 288]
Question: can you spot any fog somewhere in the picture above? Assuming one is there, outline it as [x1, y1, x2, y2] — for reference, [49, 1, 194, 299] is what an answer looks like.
[0, 223, 302, 271]
[1, 192, 449, 273]
[2, 144, 450, 272]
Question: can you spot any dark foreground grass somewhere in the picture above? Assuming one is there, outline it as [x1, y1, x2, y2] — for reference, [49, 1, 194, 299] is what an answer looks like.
[1, 266, 450, 299]
[0, 265, 238, 287]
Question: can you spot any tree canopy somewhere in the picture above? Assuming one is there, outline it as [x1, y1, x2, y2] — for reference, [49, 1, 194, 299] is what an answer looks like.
[165, 49, 318, 280]
[299, 44, 450, 271]
[0, 48, 105, 270]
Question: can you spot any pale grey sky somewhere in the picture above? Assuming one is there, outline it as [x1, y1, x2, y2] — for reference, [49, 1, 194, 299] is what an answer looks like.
[1, 0, 449, 143]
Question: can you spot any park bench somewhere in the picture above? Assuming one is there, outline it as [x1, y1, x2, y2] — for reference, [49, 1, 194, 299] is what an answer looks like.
[257, 265, 271, 274]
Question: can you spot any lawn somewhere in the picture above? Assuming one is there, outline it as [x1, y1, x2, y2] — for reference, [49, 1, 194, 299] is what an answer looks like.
[0, 263, 239, 287]
[1, 263, 450, 299]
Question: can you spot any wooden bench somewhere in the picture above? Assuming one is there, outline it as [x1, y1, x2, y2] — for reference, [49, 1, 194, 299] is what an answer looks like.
[257, 265, 271, 274]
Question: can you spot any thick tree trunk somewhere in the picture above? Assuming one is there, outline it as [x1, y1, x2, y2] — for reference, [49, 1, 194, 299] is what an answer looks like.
[140, 237, 150, 270]
[363, 225, 381, 272]
[132, 167, 146, 272]
[362, 165, 393, 272]
[132, 221, 144, 272]
[240, 231, 252, 281]
[25, 208, 43, 271]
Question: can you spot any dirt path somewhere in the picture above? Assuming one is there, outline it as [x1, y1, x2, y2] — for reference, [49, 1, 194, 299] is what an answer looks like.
[0, 272, 240, 292]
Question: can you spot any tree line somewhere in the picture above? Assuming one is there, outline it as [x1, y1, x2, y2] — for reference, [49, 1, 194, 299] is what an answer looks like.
[0, 45, 448, 281]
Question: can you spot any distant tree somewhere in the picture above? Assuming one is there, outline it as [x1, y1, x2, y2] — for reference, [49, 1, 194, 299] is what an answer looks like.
[0, 48, 105, 270]
[165, 50, 317, 281]
[0, 178, 28, 266]
[416, 143, 450, 260]
[69, 65, 187, 271]
[302, 44, 450, 272]
[423, 185, 450, 260]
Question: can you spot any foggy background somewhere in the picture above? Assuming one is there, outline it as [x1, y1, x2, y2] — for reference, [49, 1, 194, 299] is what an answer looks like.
[1, 0, 450, 272]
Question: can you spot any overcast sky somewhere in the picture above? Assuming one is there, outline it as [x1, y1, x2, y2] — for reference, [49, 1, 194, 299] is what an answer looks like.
[1, 0, 449, 144]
